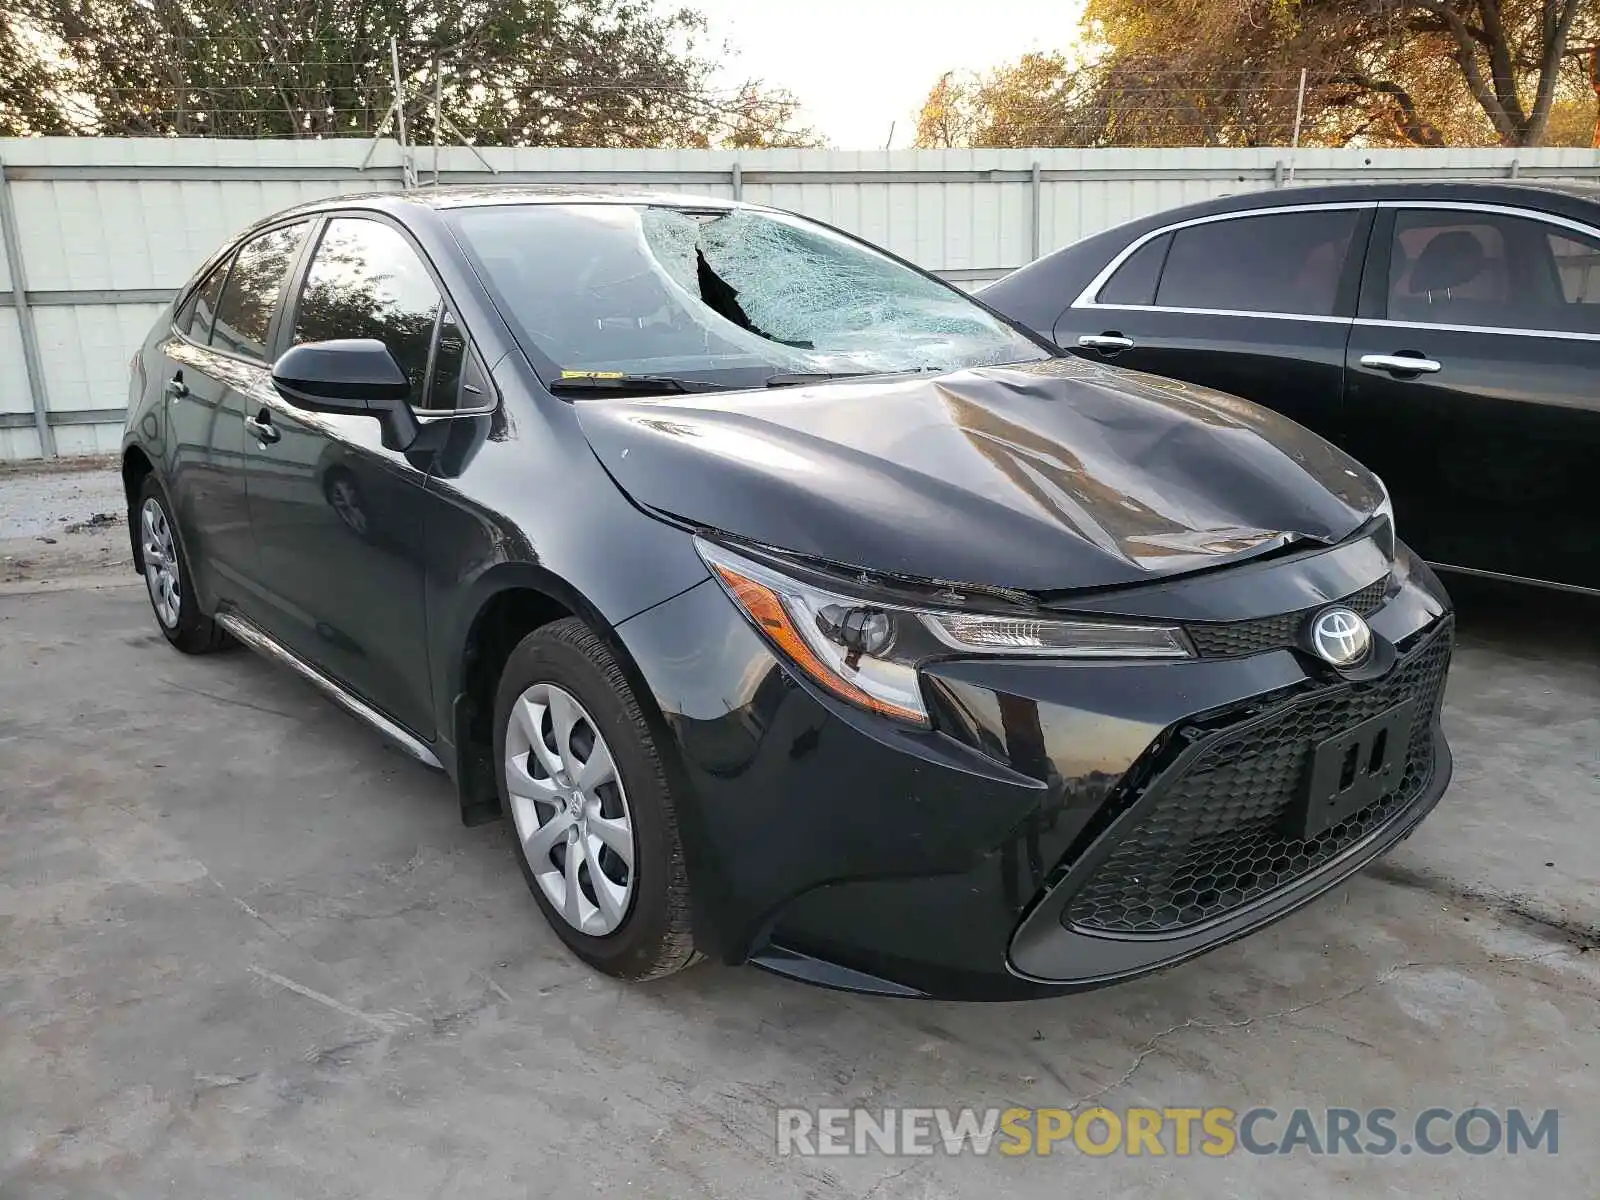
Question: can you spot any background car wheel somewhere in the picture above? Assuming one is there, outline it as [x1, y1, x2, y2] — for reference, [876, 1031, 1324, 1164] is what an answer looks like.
[494, 617, 700, 981]
[134, 475, 230, 654]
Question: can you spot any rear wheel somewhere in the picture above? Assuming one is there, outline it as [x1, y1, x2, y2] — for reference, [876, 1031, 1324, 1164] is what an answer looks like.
[494, 617, 699, 980]
[135, 475, 229, 654]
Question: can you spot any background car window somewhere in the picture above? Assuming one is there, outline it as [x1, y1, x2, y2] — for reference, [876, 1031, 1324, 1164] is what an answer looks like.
[1387, 210, 1597, 334]
[424, 306, 469, 411]
[1154, 210, 1360, 316]
[179, 260, 229, 342]
[208, 222, 308, 360]
[1549, 230, 1600, 307]
[1096, 232, 1171, 306]
[293, 218, 442, 406]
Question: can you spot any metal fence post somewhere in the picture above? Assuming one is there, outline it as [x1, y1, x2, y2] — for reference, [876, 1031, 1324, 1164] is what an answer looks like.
[389, 38, 415, 189]
[731, 161, 743, 200]
[1508, 158, 1520, 179]
[1286, 66, 1307, 184]
[0, 158, 55, 458]
[1030, 161, 1042, 261]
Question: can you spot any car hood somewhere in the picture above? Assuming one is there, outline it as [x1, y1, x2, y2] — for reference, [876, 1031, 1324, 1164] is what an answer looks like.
[574, 357, 1386, 593]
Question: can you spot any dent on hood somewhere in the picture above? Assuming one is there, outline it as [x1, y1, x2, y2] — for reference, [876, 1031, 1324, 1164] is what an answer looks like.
[578, 356, 1385, 593]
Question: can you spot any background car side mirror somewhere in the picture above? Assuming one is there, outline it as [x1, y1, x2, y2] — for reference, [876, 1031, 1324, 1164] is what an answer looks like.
[271, 339, 420, 451]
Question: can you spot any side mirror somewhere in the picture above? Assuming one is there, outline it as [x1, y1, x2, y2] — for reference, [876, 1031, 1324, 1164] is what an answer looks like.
[271, 339, 420, 451]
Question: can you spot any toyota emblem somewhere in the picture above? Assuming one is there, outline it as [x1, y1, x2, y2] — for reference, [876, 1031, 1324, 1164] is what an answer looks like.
[1309, 606, 1372, 667]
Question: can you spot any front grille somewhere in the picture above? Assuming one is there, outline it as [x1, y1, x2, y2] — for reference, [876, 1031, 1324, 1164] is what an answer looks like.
[1063, 617, 1452, 936]
[1184, 576, 1390, 659]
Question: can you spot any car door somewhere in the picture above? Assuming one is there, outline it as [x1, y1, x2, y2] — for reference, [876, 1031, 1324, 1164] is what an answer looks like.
[157, 238, 286, 609]
[240, 215, 463, 739]
[1343, 203, 1600, 591]
[1057, 205, 1372, 441]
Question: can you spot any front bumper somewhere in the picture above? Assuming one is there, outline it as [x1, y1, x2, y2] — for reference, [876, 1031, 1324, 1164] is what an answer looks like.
[616, 530, 1453, 1001]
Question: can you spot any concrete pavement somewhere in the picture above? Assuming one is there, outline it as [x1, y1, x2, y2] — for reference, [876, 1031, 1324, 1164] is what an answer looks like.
[1, 571, 1595, 1198]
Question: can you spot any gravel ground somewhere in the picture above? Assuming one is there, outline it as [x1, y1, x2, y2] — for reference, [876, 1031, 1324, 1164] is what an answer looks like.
[0, 458, 129, 587]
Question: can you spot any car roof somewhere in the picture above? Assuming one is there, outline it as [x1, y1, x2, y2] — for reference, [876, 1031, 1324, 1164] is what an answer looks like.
[266, 186, 750, 224]
[1110, 178, 1600, 222]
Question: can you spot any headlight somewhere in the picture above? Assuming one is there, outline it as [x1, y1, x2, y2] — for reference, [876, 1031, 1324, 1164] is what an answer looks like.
[696, 538, 1193, 727]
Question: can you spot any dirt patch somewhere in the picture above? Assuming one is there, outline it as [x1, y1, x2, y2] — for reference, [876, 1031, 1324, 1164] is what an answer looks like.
[1, 525, 131, 586]
[0, 453, 119, 478]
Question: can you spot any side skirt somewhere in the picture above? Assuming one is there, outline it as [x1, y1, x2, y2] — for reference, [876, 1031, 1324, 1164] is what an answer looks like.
[214, 609, 444, 771]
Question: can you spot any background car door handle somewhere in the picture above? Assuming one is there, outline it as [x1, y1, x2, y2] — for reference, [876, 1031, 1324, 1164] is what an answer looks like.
[1360, 353, 1442, 376]
[244, 413, 280, 445]
[1078, 334, 1136, 352]
[164, 377, 188, 399]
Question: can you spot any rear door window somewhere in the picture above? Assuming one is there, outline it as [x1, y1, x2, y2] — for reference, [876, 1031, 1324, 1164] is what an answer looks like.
[1154, 210, 1362, 316]
[208, 222, 309, 360]
[1550, 229, 1600, 306]
[1386, 209, 1599, 334]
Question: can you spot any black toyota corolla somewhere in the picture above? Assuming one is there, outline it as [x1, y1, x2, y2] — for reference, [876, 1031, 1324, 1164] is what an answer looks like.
[121, 188, 1454, 1000]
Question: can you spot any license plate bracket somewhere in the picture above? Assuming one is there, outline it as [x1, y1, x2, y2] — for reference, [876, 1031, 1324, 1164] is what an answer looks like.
[1289, 699, 1419, 840]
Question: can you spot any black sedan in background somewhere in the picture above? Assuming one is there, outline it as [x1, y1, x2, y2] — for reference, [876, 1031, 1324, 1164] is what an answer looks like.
[123, 189, 1453, 1000]
[984, 181, 1600, 594]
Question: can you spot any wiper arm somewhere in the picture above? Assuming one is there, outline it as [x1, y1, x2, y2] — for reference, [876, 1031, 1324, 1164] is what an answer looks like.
[765, 371, 879, 387]
[766, 366, 944, 388]
[548, 373, 739, 397]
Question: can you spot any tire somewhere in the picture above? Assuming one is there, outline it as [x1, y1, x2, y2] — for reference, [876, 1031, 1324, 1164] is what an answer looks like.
[134, 474, 230, 654]
[494, 617, 700, 981]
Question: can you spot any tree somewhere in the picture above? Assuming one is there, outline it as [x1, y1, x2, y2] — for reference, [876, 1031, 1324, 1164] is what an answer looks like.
[914, 0, 1600, 148]
[915, 54, 1080, 148]
[0, 0, 821, 148]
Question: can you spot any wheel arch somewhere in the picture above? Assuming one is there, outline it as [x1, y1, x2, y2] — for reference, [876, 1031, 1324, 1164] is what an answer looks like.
[446, 563, 684, 827]
[121, 444, 156, 572]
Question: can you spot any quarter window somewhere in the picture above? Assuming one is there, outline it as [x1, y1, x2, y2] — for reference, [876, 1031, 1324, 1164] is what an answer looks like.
[1386, 209, 1600, 334]
[1097, 233, 1171, 306]
[292, 218, 443, 407]
[179, 261, 229, 343]
[424, 307, 470, 412]
[209, 222, 309, 360]
[1153, 210, 1361, 316]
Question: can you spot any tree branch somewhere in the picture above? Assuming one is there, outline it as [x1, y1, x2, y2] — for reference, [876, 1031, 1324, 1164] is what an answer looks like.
[1342, 71, 1445, 145]
[1590, 44, 1600, 148]
[1408, 0, 1519, 141]
[1524, 0, 1584, 144]
[1475, 0, 1529, 130]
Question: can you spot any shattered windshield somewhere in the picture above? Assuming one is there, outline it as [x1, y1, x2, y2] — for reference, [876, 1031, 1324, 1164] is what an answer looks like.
[449, 202, 1048, 384]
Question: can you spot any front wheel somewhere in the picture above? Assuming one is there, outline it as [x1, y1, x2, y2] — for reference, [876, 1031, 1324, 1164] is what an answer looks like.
[494, 618, 700, 981]
[134, 475, 229, 654]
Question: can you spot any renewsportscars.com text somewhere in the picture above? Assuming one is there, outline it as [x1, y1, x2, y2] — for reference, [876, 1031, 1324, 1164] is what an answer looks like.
[775, 1105, 1559, 1158]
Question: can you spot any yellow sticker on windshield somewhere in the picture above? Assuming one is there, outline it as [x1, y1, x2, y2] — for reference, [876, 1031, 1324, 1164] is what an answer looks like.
[560, 369, 626, 379]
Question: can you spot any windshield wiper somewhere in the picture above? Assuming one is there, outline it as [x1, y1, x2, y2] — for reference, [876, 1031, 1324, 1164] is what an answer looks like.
[766, 366, 944, 388]
[765, 371, 880, 387]
[548, 374, 740, 397]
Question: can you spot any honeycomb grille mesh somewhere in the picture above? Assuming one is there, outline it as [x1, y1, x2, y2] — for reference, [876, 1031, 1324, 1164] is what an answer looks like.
[1064, 618, 1452, 936]
[1184, 577, 1390, 659]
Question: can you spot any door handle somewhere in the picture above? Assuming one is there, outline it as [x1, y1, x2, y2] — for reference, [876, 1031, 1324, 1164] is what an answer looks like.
[1078, 334, 1136, 353]
[164, 376, 189, 399]
[1360, 353, 1442, 376]
[244, 412, 281, 445]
